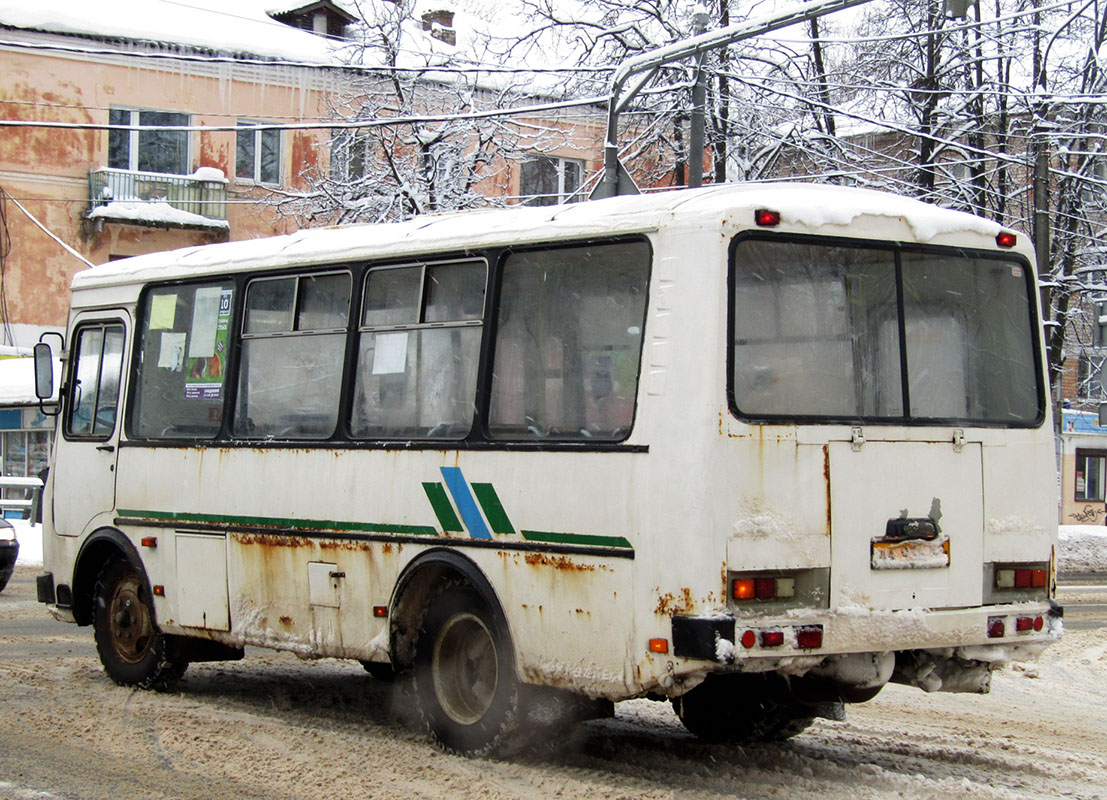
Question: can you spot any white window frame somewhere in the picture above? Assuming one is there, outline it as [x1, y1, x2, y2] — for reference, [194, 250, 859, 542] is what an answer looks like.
[236, 121, 282, 185]
[519, 155, 585, 206]
[108, 107, 191, 175]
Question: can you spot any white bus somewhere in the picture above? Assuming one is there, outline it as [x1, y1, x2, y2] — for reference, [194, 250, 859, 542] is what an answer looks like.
[34, 183, 1060, 755]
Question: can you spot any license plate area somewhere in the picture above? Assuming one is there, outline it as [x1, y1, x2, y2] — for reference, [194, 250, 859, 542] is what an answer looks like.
[871, 535, 950, 570]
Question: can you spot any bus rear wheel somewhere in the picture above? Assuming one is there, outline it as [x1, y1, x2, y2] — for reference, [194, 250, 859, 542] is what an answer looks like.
[93, 559, 187, 691]
[673, 673, 814, 743]
[413, 581, 519, 757]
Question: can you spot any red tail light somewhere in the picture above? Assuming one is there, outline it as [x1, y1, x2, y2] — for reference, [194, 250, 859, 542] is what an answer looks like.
[987, 617, 1006, 638]
[795, 626, 824, 649]
[760, 630, 785, 648]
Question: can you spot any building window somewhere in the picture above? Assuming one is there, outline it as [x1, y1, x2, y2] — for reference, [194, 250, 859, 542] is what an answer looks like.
[1078, 352, 1107, 400]
[1076, 450, 1107, 501]
[520, 156, 584, 206]
[0, 411, 52, 513]
[330, 130, 371, 182]
[236, 123, 281, 184]
[108, 108, 189, 175]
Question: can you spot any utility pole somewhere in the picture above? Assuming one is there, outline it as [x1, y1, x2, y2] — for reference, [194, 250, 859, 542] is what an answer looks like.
[592, 0, 876, 199]
[688, 6, 710, 188]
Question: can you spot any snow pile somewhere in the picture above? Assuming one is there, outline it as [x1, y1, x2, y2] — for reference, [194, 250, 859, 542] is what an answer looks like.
[1058, 525, 1107, 573]
[88, 200, 230, 230]
[0, 0, 340, 63]
[11, 519, 41, 565]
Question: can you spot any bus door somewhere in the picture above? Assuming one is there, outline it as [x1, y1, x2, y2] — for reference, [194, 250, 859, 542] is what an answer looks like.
[52, 314, 128, 537]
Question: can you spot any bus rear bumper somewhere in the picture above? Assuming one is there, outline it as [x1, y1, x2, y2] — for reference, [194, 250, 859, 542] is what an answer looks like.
[671, 601, 1063, 671]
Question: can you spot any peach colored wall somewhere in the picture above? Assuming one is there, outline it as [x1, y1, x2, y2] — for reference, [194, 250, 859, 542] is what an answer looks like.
[0, 45, 622, 330]
[0, 47, 336, 327]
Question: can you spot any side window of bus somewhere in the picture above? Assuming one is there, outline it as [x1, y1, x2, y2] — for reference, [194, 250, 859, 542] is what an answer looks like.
[131, 282, 234, 439]
[67, 323, 125, 438]
[351, 260, 485, 440]
[234, 271, 351, 439]
[489, 240, 650, 441]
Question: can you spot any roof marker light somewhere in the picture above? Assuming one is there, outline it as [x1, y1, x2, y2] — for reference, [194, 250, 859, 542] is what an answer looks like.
[755, 208, 781, 227]
[996, 231, 1017, 248]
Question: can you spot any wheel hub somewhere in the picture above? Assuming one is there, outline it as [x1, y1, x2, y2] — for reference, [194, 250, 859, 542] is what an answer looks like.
[432, 612, 498, 726]
[109, 576, 153, 664]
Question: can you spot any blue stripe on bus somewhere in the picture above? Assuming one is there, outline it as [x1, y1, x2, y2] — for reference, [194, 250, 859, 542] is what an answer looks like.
[440, 466, 492, 540]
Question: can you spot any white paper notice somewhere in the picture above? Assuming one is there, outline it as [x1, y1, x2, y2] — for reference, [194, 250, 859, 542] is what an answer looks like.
[372, 332, 408, 375]
[188, 287, 222, 358]
[158, 331, 187, 370]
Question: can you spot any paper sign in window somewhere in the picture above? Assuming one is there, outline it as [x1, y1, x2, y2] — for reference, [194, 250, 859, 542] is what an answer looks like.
[150, 294, 177, 330]
[372, 332, 408, 375]
[157, 331, 186, 370]
[188, 287, 223, 358]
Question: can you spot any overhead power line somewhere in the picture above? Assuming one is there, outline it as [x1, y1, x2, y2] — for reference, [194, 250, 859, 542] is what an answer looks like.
[0, 95, 610, 134]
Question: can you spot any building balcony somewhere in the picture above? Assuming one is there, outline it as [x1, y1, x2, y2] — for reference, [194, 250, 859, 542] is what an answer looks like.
[88, 167, 229, 232]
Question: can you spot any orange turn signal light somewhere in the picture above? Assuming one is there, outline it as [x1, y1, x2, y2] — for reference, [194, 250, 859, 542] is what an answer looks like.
[648, 638, 669, 654]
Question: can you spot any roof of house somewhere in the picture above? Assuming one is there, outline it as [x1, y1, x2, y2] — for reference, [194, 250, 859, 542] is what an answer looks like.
[0, 0, 469, 65]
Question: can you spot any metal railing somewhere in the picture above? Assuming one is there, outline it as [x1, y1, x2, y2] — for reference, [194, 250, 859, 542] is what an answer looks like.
[0, 476, 42, 526]
[89, 167, 228, 222]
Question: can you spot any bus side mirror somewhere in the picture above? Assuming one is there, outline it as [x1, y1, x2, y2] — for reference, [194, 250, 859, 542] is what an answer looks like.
[33, 341, 59, 418]
[33, 342, 53, 400]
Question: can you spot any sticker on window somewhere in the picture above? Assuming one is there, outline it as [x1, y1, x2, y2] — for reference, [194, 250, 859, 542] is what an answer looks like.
[186, 288, 233, 399]
[372, 332, 409, 375]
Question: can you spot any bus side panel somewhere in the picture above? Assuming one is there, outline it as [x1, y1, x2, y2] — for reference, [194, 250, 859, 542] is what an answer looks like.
[113, 446, 641, 699]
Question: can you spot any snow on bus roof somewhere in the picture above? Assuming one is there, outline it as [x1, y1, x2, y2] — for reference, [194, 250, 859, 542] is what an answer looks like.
[70, 183, 1011, 291]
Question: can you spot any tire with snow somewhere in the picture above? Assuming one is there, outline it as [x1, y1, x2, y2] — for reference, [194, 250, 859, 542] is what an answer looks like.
[413, 580, 519, 757]
[673, 673, 814, 743]
[93, 559, 187, 691]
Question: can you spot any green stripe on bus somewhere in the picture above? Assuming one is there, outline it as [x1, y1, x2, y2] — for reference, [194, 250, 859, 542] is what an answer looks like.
[116, 509, 439, 537]
[471, 483, 515, 534]
[521, 530, 633, 549]
[422, 483, 464, 532]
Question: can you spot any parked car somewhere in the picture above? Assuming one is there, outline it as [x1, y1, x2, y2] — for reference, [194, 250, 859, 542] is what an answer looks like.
[0, 518, 18, 593]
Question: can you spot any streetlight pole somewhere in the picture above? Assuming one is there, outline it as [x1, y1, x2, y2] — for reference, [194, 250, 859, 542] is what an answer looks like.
[594, 0, 876, 199]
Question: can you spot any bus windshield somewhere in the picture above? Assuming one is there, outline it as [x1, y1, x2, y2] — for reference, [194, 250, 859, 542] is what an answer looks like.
[730, 236, 1041, 425]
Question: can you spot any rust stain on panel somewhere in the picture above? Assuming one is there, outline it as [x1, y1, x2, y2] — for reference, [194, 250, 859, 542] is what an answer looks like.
[523, 553, 597, 572]
[235, 533, 314, 548]
[654, 586, 693, 617]
[823, 443, 832, 536]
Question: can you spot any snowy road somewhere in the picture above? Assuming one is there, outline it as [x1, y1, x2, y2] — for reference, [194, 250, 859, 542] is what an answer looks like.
[1, 565, 1105, 800]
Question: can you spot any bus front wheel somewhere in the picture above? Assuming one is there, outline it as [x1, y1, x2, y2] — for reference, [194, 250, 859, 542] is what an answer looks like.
[413, 580, 519, 756]
[93, 559, 187, 691]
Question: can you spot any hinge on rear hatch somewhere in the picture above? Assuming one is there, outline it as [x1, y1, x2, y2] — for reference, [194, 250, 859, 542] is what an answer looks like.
[850, 426, 865, 452]
[953, 429, 965, 453]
